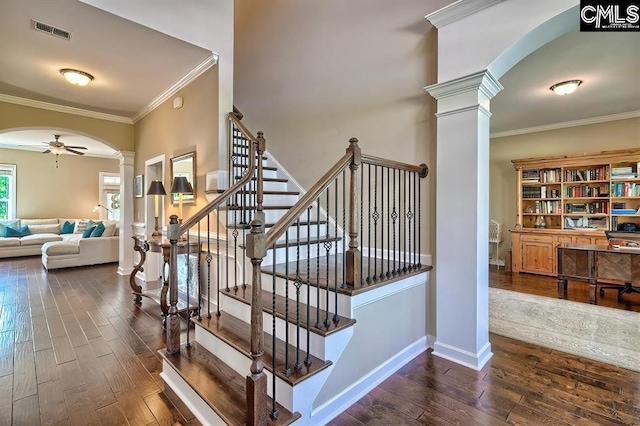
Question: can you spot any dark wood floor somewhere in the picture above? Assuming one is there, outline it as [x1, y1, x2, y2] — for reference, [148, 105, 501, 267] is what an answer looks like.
[1, 257, 639, 425]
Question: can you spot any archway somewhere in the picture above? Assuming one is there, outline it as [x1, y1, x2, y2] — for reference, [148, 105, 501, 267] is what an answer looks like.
[424, 0, 579, 370]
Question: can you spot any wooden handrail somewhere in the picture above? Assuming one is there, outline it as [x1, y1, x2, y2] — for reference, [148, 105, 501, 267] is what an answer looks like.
[265, 152, 353, 247]
[361, 153, 428, 178]
[230, 114, 256, 142]
[179, 126, 257, 234]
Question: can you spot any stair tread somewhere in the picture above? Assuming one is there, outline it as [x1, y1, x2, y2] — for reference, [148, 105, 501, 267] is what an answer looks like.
[235, 153, 268, 160]
[193, 313, 332, 386]
[223, 205, 295, 211]
[238, 190, 300, 195]
[233, 164, 278, 171]
[160, 343, 300, 426]
[240, 235, 342, 250]
[224, 284, 356, 337]
[262, 254, 432, 296]
[244, 177, 289, 183]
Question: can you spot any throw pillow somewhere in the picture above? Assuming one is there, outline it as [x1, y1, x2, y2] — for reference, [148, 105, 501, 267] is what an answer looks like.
[61, 221, 75, 234]
[82, 225, 96, 238]
[74, 219, 90, 234]
[102, 223, 116, 237]
[90, 222, 105, 237]
[6, 225, 31, 238]
[0, 220, 19, 237]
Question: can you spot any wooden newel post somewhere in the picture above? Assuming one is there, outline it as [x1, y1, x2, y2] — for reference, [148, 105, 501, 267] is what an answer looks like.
[346, 137, 361, 287]
[245, 216, 268, 425]
[166, 215, 181, 355]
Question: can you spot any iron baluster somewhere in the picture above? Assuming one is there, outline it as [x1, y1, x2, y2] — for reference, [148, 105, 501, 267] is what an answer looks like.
[207, 214, 211, 318]
[186, 230, 191, 348]
[387, 167, 391, 278]
[216, 207, 221, 316]
[315, 197, 321, 329]
[403, 170, 408, 273]
[324, 188, 331, 328]
[271, 242, 278, 419]
[373, 165, 378, 281]
[233, 209, 239, 291]
[360, 158, 364, 285]
[284, 230, 291, 376]
[413, 172, 417, 270]
[305, 208, 312, 366]
[294, 218, 302, 371]
[380, 166, 385, 280]
[334, 178, 339, 322]
[197, 222, 202, 320]
[225, 197, 230, 292]
[392, 168, 397, 276]
[342, 170, 346, 290]
[407, 170, 412, 272]
[418, 177, 422, 268]
[367, 163, 371, 284]
[242, 210, 247, 289]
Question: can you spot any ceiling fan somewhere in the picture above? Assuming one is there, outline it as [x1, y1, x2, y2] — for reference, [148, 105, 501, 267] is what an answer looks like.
[42, 135, 88, 167]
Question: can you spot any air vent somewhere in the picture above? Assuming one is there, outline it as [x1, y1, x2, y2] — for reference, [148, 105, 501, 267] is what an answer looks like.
[31, 19, 72, 40]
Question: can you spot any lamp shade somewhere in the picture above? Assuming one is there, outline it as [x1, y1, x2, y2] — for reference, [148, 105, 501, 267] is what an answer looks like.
[171, 176, 193, 194]
[147, 180, 166, 195]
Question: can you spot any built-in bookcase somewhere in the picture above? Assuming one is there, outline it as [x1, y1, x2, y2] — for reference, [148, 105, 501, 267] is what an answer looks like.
[513, 149, 640, 232]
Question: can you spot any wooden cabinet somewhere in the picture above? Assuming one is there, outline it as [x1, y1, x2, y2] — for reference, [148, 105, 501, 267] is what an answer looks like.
[511, 148, 640, 277]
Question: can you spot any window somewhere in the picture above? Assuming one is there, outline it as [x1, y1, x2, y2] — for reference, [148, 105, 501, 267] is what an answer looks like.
[99, 172, 120, 221]
[0, 164, 16, 220]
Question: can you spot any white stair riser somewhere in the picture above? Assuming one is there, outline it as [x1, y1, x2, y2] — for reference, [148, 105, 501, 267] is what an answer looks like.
[235, 193, 299, 206]
[263, 181, 289, 192]
[220, 293, 328, 359]
[262, 241, 342, 266]
[258, 272, 352, 314]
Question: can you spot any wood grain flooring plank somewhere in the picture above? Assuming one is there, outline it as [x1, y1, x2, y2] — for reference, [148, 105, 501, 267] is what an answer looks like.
[115, 389, 157, 426]
[87, 308, 111, 327]
[327, 412, 367, 426]
[73, 344, 117, 410]
[51, 335, 76, 364]
[60, 312, 89, 348]
[88, 336, 113, 357]
[0, 330, 14, 377]
[13, 340, 37, 401]
[34, 348, 59, 384]
[143, 391, 189, 426]
[97, 402, 130, 426]
[44, 308, 66, 338]
[14, 309, 32, 344]
[346, 398, 425, 425]
[108, 338, 141, 369]
[12, 393, 41, 426]
[99, 353, 134, 394]
[38, 379, 69, 426]
[97, 323, 119, 341]
[31, 315, 52, 351]
[0, 302, 14, 332]
[65, 384, 102, 426]
[53, 293, 73, 316]
[0, 374, 12, 426]
[57, 359, 86, 391]
[79, 317, 102, 340]
[124, 363, 160, 397]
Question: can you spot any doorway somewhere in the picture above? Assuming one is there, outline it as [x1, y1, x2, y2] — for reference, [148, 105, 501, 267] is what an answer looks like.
[145, 155, 166, 237]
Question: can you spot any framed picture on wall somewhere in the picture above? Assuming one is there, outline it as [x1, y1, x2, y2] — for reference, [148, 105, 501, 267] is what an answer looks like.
[134, 175, 143, 198]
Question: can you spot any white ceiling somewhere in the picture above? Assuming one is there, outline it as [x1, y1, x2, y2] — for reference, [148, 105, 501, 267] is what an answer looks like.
[0, 2, 637, 153]
[491, 29, 640, 135]
[0, 130, 115, 157]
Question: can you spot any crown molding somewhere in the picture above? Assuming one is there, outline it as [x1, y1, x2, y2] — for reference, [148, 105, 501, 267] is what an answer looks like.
[132, 53, 218, 123]
[425, 0, 505, 28]
[0, 93, 132, 124]
[491, 110, 640, 139]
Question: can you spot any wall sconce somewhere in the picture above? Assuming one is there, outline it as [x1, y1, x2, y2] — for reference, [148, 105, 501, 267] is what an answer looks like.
[170, 176, 193, 223]
[147, 180, 166, 238]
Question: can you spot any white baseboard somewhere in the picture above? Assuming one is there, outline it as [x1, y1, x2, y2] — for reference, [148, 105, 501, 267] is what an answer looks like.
[432, 340, 493, 371]
[117, 266, 133, 276]
[310, 336, 427, 425]
[427, 334, 436, 349]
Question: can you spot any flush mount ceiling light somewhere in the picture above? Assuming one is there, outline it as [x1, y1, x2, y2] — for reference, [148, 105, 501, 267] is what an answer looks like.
[59, 68, 94, 86]
[550, 80, 582, 96]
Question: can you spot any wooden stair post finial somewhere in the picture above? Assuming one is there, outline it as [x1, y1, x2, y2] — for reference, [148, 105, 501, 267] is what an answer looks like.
[166, 215, 181, 355]
[245, 217, 269, 425]
[346, 138, 362, 286]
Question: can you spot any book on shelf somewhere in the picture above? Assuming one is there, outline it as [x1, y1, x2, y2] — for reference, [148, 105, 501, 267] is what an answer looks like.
[611, 208, 637, 215]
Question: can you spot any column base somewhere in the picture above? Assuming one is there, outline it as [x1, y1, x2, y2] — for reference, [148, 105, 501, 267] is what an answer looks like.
[432, 340, 492, 371]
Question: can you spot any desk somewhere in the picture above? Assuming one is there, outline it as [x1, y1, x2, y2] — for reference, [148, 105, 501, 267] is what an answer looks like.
[129, 236, 201, 323]
[557, 243, 640, 304]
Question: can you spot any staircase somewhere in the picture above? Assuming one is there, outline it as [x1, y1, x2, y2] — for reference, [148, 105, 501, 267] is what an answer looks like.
[156, 112, 431, 425]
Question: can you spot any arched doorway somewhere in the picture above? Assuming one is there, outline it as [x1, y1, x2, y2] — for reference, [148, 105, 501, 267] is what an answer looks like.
[424, 0, 580, 370]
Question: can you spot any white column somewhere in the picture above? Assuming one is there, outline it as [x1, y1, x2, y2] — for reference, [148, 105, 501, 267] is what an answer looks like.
[117, 150, 135, 276]
[425, 70, 502, 370]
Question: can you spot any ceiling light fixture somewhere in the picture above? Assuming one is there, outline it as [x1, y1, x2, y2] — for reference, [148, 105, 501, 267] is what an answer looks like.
[59, 68, 94, 86]
[550, 80, 582, 96]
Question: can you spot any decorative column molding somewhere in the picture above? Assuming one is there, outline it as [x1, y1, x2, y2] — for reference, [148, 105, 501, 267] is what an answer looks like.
[117, 150, 135, 276]
[425, 0, 506, 28]
[424, 69, 501, 371]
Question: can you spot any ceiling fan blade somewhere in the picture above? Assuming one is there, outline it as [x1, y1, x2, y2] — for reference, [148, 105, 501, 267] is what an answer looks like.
[42, 149, 51, 154]
[65, 145, 88, 150]
[65, 148, 85, 156]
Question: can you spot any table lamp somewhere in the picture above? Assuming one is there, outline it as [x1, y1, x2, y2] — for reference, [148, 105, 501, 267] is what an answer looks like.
[170, 176, 193, 224]
[147, 180, 166, 237]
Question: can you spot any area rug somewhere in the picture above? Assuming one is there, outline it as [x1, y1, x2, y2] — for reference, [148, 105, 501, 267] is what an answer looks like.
[489, 288, 640, 373]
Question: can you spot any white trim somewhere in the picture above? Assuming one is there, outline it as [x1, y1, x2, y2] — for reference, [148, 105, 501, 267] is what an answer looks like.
[491, 110, 640, 139]
[425, 0, 505, 28]
[311, 336, 428, 425]
[117, 266, 134, 276]
[427, 334, 437, 349]
[351, 273, 428, 312]
[0, 93, 132, 124]
[425, 70, 503, 101]
[132, 54, 218, 123]
[0, 163, 17, 220]
[432, 340, 493, 371]
[436, 104, 492, 118]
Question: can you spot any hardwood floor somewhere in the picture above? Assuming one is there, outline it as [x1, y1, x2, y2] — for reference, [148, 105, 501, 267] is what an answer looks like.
[1, 257, 639, 425]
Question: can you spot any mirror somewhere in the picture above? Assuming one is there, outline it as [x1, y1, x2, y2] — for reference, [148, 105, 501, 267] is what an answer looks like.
[170, 152, 196, 204]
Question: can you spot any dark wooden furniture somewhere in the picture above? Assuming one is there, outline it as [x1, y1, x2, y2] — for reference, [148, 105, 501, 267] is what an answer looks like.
[557, 243, 640, 304]
[129, 236, 201, 324]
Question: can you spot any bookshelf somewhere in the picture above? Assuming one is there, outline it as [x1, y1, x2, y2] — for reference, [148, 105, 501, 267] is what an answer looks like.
[510, 148, 640, 276]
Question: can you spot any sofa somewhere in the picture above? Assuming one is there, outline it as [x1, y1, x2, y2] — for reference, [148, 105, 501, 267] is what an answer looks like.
[0, 218, 119, 270]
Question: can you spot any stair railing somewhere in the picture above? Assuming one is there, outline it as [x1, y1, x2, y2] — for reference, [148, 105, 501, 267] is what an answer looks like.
[249, 137, 428, 421]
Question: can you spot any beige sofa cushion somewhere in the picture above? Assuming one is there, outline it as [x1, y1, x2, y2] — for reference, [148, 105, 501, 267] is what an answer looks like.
[21, 218, 58, 226]
[20, 234, 62, 246]
[27, 224, 60, 235]
[0, 238, 20, 247]
[42, 241, 80, 256]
